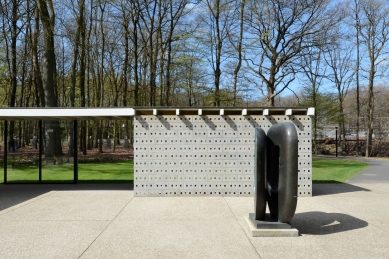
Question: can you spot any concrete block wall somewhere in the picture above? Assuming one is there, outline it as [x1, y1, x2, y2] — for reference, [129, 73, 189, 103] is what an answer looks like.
[133, 114, 312, 197]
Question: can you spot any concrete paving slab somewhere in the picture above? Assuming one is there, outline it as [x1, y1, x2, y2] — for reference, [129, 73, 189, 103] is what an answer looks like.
[314, 226, 389, 258]
[316, 196, 389, 222]
[249, 228, 388, 259]
[0, 221, 109, 259]
[0, 190, 133, 221]
[349, 183, 389, 193]
[80, 219, 260, 259]
[0, 185, 62, 213]
[0, 184, 134, 214]
[1, 178, 389, 259]
[221, 197, 252, 219]
[368, 221, 389, 231]
[115, 197, 235, 221]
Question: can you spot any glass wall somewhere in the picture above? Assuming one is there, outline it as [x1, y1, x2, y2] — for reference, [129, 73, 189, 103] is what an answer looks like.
[77, 119, 133, 183]
[4, 120, 40, 183]
[2, 119, 134, 184]
[41, 120, 74, 183]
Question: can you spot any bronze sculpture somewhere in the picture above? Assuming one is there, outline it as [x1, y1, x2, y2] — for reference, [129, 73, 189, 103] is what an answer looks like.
[253, 122, 298, 224]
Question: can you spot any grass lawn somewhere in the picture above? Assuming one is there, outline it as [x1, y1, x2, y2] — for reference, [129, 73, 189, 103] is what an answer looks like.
[312, 158, 369, 183]
[0, 161, 134, 183]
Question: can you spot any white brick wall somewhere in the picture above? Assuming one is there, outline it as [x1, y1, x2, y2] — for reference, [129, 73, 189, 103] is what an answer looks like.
[134, 114, 312, 197]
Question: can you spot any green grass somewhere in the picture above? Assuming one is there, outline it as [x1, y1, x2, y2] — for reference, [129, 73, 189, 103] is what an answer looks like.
[312, 158, 369, 183]
[0, 161, 133, 184]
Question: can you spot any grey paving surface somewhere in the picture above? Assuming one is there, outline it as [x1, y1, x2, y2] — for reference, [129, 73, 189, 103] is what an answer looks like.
[1, 155, 389, 259]
[346, 157, 389, 183]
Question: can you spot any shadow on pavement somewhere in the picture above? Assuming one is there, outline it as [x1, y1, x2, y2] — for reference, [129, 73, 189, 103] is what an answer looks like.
[0, 183, 133, 212]
[313, 183, 371, 196]
[292, 211, 368, 235]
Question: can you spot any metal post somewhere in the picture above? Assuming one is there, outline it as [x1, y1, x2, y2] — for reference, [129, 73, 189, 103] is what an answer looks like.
[4, 121, 8, 184]
[39, 120, 42, 183]
[74, 120, 78, 184]
[335, 126, 338, 157]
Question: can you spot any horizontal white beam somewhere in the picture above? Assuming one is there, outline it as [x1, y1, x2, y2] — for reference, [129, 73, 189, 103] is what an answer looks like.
[307, 107, 315, 116]
[0, 108, 135, 119]
[0, 107, 315, 120]
[285, 109, 292, 116]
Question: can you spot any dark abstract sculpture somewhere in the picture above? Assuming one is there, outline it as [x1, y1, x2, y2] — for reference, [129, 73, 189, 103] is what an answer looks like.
[253, 122, 298, 224]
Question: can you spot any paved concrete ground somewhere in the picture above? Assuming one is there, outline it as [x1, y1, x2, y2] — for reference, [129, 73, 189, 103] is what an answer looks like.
[347, 157, 389, 183]
[1, 159, 388, 259]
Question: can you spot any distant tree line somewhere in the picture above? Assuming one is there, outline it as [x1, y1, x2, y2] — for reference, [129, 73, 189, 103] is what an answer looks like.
[1, 0, 389, 157]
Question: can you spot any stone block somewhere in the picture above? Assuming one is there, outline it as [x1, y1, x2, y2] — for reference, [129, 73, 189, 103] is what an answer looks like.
[245, 214, 299, 237]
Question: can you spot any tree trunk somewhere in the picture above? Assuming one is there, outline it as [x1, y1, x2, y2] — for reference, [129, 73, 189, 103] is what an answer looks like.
[67, 0, 82, 157]
[232, 0, 245, 106]
[79, 0, 86, 155]
[366, 65, 375, 157]
[37, 0, 62, 160]
[355, 0, 361, 155]
[32, 7, 45, 107]
[214, 0, 222, 107]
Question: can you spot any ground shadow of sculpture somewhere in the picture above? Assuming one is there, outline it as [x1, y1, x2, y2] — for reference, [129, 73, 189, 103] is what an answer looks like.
[292, 211, 368, 235]
[313, 183, 371, 196]
[252, 122, 298, 225]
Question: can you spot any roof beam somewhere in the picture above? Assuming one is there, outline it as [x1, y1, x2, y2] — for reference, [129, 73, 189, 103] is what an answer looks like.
[307, 107, 315, 116]
[285, 109, 292, 116]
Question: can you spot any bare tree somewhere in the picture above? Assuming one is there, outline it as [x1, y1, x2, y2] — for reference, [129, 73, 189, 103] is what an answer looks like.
[245, 0, 338, 106]
[164, 0, 187, 106]
[37, 0, 63, 160]
[229, 0, 245, 106]
[67, 0, 84, 156]
[324, 39, 355, 153]
[298, 46, 326, 155]
[352, 0, 362, 155]
[31, 5, 45, 107]
[199, 0, 235, 106]
[0, 0, 24, 148]
[357, 0, 389, 157]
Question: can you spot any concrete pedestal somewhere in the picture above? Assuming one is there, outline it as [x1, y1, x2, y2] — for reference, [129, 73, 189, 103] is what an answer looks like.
[245, 213, 299, 237]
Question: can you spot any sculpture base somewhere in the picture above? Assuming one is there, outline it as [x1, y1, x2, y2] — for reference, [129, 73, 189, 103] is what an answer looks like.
[245, 213, 299, 237]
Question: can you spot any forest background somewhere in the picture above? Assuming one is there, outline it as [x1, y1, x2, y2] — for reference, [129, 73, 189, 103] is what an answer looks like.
[1, 0, 389, 158]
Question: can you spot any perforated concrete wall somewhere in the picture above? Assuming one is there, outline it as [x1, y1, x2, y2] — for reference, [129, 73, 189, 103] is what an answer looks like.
[133, 114, 312, 197]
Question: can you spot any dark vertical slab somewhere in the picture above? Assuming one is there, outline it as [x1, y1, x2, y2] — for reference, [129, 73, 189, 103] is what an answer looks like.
[39, 120, 42, 183]
[254, 127, 267, 220]
[74, 120, 78, 184]
[4, 120, 8, 183]
[266, 122, 298, 223]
